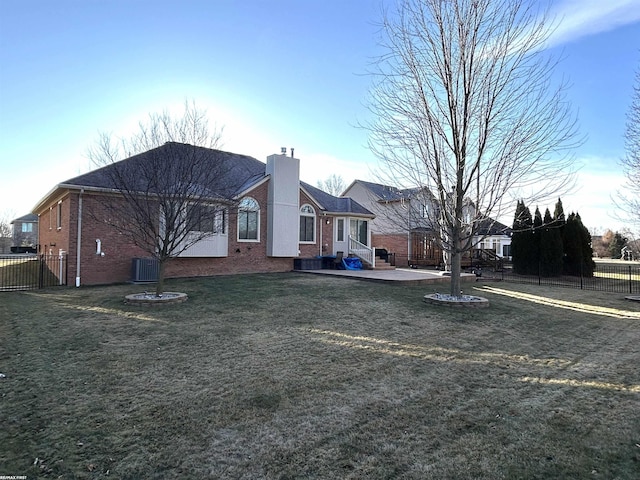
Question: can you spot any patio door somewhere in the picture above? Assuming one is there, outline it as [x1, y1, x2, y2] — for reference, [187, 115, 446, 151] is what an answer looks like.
[349, 219, 368, 246]
[334, 217, 348, 255]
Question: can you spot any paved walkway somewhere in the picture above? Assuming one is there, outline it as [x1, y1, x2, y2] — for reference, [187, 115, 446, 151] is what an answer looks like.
[295, 267, 478, 285]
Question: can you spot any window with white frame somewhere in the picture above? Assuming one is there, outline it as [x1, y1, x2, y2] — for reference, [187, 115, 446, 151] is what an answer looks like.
[56, 202, 62, 230]
[299, 204, 316, 243]
[336, 218, 345, 242]
[21, 223, 33, 233]
[238, 197, 259, 241]
[214, 209, 226, 234]
[187, 205, 226, 235]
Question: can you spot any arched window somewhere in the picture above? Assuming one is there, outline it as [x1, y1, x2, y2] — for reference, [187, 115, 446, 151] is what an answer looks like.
[238, 197, 260, 241]
[299, 204, 316, 243]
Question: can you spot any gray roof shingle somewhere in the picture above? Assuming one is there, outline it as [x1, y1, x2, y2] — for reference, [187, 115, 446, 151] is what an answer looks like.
[55, 143, 372, 216]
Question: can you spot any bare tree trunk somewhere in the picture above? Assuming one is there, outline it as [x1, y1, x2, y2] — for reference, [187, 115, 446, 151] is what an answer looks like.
[155, 260, 166, 297]
[451, 249, 462, 297]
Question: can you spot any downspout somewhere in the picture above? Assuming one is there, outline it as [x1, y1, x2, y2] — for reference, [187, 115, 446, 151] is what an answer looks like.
[319, 215, 323, 256]
[76, 189, 84, 287]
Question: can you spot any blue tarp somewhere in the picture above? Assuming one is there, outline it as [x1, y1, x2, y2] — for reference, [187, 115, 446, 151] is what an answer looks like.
[342, 257, 363, 270]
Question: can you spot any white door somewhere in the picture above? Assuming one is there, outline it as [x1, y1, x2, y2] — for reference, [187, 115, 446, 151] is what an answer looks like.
[334, 217, 348, 255]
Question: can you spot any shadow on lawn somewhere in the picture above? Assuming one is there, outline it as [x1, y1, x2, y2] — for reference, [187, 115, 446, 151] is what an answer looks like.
[476, 286, 640, 320]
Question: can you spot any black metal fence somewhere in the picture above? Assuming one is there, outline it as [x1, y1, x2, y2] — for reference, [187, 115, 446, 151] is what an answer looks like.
[496, 263, 640, 294]
[0, 254, 68, 291]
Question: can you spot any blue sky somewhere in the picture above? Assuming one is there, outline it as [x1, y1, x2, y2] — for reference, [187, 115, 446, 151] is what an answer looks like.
[1, 0, 638, 232]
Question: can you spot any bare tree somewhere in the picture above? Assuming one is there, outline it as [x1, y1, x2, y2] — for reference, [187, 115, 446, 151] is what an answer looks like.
[316, 174, 347, 197]
[87, 101, 239, 296]
[366, 0, 578, 297]
[617, 65, 640, 234]
[0, 209, 15, 254]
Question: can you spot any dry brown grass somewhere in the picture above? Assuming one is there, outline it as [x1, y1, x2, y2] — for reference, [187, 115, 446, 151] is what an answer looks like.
[1, 273, 639, 479]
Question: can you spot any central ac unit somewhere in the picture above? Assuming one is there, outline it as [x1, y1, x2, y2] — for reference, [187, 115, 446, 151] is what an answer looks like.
[131, 258, 159, 282]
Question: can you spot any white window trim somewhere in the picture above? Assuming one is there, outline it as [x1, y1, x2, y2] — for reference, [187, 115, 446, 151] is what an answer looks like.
[237, 197, 260, 242]
[187, 204, 228, 236]
[56, 201, 62, 231]
[299, 204, 316, 244]
[336, 217, 345, 243]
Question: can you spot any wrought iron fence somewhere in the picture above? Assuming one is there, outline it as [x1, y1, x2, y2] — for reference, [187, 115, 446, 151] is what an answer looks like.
[0, 254, 68, 291]
[497, 263, 640, 294]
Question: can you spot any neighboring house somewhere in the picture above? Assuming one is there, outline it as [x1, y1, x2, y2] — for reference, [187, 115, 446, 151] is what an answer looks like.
[11, 213, 38, 253]
[0, 235, 10, 254]
[621, 245, 637, 261]
[32, 145, 374, 286]
[343, 180, 511, 268]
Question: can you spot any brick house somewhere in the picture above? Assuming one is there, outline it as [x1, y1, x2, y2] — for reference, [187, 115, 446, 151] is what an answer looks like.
[32, 144, 373, 286]
[10, 213, 38, 253]
[343, 180, 511, 268]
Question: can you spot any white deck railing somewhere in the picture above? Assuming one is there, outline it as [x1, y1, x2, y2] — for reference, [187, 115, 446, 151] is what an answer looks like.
[348, 236, 375, 268]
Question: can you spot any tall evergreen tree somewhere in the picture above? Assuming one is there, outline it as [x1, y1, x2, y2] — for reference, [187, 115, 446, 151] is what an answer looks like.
[553, 198, 566, 225]
[563, 212, 595, 276]
[563, 213, 581, 275]
[531, 207, 543, 275]
[575, 213, 595, 276]
[540, 208, 564, 276]
[512, 200, 534, 275]
[553, 197, 566, 242]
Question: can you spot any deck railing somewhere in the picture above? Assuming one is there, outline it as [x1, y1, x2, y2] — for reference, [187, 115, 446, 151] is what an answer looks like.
[348, 236, 375, 268]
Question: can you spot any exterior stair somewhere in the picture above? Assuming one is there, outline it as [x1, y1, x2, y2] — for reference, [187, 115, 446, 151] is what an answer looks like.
[373, 255, 396, 270]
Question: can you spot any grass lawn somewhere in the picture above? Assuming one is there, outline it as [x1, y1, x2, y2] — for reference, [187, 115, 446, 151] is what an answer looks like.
[1, 273, 639, 479]
[0, 256, 61, 289]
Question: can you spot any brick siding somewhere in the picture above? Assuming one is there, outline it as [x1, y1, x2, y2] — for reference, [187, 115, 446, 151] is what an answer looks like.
[372, 233, 410, 267]
[36, 180, 340, 286]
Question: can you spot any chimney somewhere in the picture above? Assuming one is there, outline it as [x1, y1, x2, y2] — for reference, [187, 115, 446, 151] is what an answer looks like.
[265, 151, 300, 257]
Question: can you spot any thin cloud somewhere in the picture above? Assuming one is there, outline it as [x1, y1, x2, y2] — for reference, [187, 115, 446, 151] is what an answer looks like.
[546, 0, 640, 48]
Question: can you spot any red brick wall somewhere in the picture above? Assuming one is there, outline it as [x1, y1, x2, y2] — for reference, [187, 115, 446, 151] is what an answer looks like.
[372, 233, 410, 267]
[38, 195, 71, 257]
[319, 215, 334, 256]
[77, 194, 149, 285]
[37, 193, 74, 285]
[35, 181, 345, 286]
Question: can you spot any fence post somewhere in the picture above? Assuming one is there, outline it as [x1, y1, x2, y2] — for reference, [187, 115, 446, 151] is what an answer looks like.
[630, 265, 633, 294]
[38, 255, 44, 289]
[538, 260, 541, 286]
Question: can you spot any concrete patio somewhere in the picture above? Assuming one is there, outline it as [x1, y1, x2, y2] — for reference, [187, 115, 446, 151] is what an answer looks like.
[294, 267, 478, 285]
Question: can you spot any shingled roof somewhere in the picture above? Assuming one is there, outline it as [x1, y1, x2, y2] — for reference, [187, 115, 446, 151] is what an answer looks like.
[301, 182, 373, 216]
[476, 217, 512, 236]
[353, 180, 417, 201]
[34, 143, 372, 216]
[60, 143, 266, 196]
